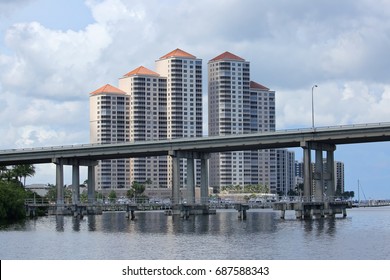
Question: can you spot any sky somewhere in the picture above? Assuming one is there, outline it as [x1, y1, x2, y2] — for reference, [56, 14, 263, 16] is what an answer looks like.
[1, 0, 390, 199]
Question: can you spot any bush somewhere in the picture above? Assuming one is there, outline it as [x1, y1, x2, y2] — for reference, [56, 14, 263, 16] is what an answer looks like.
[0, 181, 28, 222]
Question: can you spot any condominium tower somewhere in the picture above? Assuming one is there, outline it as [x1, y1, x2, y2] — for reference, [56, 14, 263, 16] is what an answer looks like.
[208, 52, 277, 192]
[90, 49, 202, 192]
[276, 149, 295, 195]
[155, 49, 203, 187]
[89, 84, 131, 191]
[118, 66, 168, 188]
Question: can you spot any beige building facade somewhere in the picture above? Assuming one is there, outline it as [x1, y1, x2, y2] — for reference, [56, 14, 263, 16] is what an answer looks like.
[89, 49, 203, 193]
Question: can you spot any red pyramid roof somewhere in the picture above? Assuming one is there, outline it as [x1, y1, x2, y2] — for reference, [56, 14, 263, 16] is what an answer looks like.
[90, 84, 126, 95]
[160, 48, 196, 59]
[123, 66, 160, 77]
[210, 51, 245, 62]
[250, 81, 269, 91]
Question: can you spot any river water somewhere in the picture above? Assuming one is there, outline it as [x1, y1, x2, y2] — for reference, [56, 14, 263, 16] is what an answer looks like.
[1, 207, 389, 260]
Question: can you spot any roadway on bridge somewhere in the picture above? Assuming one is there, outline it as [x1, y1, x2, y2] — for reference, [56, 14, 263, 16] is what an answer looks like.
[1, 123, 390, 165]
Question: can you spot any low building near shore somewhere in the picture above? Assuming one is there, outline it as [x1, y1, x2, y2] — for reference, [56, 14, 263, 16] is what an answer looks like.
[25, 184, 51, 196]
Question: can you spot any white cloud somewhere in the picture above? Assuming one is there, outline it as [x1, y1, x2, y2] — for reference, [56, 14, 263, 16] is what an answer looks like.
[86, 0, 145, 24]
[2, 21, 112, 98]
[15, 125, 65, 147]
[2, 0, 390, 134]
[277, 81, 390, 129]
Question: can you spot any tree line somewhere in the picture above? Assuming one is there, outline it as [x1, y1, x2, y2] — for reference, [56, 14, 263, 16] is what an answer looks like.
[0, 164, 37, 223]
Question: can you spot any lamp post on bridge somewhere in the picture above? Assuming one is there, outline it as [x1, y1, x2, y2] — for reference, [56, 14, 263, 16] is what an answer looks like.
[311, 84, 318, 129]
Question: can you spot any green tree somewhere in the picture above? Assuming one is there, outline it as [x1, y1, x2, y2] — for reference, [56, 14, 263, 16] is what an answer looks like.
[96, 191, 105, 200]
[45, 184, 57, 202]
[64, 187, 72, 204]
[145, 178, 152, 188]
[126, 181, 147, 202]
[221, 184, 269, 194]
[0, 165, 8, 177]
[80, 191, 88, 203]
[296, 183, 304, 195]
[287, 189, 298, 196]
[0, 181, 28, 222]
[12, 164, 36, 187]
[342, 191, 355, 200]
[133, 181, 146, 196]
[108, 190, 117, 202]
[126, 188, 135, 200]
[0, 167, 16, 183]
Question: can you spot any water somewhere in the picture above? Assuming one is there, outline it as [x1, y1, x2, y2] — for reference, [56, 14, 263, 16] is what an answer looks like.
[1, 207, 390, 260]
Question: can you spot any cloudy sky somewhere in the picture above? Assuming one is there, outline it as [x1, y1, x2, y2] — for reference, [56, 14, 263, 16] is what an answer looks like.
[1, 0, 390, 198]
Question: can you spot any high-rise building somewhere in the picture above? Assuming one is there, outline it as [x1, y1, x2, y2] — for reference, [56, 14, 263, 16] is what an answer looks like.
[89, 49, 202, 193]
[335, 161, 345, 193]
[248, 81, 277, 191]
[89, 84, 131, 191]
[118, 66, 168, 188]
[295, 160, 304, 179]
[294, 160, 304, 187]
[155, 49, 203, 140]
[155, 49, 203, 187]
[208, 51, 277, 192]
[276, 149, 295, 195]
[89, 49, 300, 196]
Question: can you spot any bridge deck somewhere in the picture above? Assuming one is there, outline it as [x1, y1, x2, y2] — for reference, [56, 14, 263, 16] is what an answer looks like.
[2, 122, 390, 165]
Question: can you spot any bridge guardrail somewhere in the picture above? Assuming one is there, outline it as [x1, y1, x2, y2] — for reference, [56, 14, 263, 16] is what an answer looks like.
[25, 198, 52, 205]
[2, 122, 390, 153]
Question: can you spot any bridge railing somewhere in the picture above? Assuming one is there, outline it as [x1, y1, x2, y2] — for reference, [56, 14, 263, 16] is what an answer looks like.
[3, 122, 390, 154]
[25, 198, 52, 205]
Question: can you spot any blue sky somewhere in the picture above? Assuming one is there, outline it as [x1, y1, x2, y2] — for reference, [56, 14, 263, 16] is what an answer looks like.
[1, 0, 390, 198]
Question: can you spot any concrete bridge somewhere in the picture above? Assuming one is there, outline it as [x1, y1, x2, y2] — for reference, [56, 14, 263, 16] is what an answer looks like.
[2, 122, 390, 217]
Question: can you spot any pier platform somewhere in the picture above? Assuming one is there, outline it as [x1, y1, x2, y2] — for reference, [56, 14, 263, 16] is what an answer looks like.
[165, 204, 216, 218]
[273, 201, 352, 219]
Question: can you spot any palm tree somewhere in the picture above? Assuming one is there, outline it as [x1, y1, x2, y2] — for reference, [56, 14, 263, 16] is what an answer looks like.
[1, 168, 15, 182]
[0, 165, 8, 180]
[12, 164, 36, 187]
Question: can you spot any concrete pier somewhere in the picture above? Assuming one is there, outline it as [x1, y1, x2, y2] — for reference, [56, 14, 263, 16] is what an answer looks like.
[235, 203, 250, 220]
[125, 204, 138, 220]
[51, 158, 98, 214]
[273, 201, 352, 219]
[167, 204, 216, 218]
[169, 151, 210, 208]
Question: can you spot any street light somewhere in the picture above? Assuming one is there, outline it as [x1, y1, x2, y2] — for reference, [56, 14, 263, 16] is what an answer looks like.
[311, 85, 318, 129]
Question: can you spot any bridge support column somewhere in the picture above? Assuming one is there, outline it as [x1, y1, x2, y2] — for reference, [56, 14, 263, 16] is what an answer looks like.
[170, 152, 181, 204]
[72, 163, 80, 204]
[200, 154, 210, 205]
[302, 143, 312, 200]
[314, 149, 324, 202]
[87, 166, 95, 203]
[302, 142, 337, 202]
[186, 158, 195, 204]
[54, 159, 64, 205]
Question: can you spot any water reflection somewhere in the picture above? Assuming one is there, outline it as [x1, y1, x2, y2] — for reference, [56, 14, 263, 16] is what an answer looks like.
[79, 210, 281, 236]
[1, 207, 390, 259]
[55, 216, 64, 232]
[303, 217, 338, 237]
[72, 217, 81, 232]
[32, 209, 340, 239]
[87, 215, 96, 231]
[29, 209, 342, 240]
